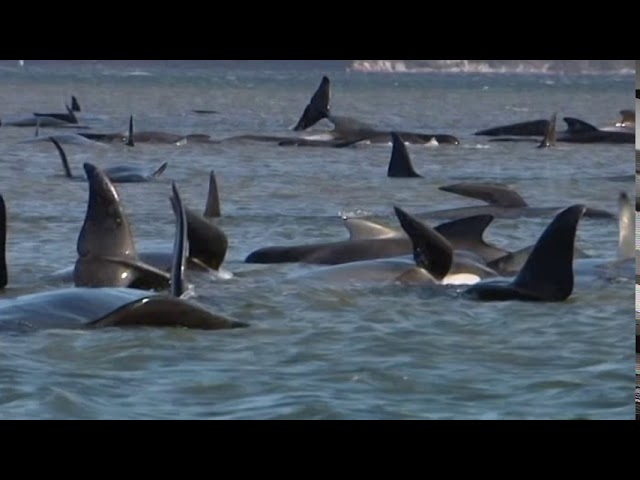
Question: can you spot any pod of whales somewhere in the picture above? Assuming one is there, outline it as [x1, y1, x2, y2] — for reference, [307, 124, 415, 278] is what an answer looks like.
[50, 168, 228, 283]
[0, 183, 247, 331]
[245, 213, 510, 265]
[381, 204, 586, 301]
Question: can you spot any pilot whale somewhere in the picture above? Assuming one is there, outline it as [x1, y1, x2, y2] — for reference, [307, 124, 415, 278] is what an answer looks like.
[79, 115, 212, 146]
[421, 182, 614, 220]
[463, 204, 586, 301]
[246, 213, 509, 265]
[72, 162, 173, 289]
[487, 192, 632, 279]
[50, 169, 227, 283]
[49, 138, 168, 183]
[0, 184, 247, 331]
[475, 111, 634, 144]
[288, 207, 499, 287]
[292, 75, 460, 145]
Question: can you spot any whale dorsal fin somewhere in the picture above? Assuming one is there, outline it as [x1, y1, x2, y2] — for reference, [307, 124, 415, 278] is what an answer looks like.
[617, 192, 633, 259]
[343, 218, 400, 240]
[71, 95, 81, 113]
[434, 214, 495, 249]
[393, 206, 453, 281]
[152, 162, 169, 179]
[511, 204, 586, 301]
[293, 76, 331, 131]
[563, 117, 599, 133]
[203, 170, 221, 218]
[537, 112, 557, 149]
[125, 115, 135, 147]
[74, 163, 169, 289]
[170, 182, 188, 297]
[439, 183, 528, 207]
[49, 137, 73, 178]
[387, 132, 423, 178]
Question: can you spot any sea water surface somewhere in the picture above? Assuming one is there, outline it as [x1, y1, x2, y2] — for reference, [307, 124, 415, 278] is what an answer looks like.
[0, 61, 633, 419]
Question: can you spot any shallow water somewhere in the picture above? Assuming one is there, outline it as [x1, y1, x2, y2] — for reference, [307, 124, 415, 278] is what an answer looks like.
[0, 61, 633, 419]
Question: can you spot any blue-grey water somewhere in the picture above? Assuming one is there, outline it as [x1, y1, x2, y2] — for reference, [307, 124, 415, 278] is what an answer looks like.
[0, 61, 633, 419]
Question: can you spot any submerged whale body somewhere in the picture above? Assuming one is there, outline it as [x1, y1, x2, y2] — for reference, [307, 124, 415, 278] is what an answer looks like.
[422, 182, 614, 220]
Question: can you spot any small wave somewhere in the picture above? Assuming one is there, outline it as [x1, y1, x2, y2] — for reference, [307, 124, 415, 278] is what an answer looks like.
[348, 60, 634, 75]
[100, 69, 153, 77]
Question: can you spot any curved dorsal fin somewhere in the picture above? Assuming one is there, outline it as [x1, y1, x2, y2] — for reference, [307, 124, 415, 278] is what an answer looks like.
[343, 217, 400, 240]
[203, 170, 221, 218]
[393, 206, 453, 281]
[293, 76, 331, 131]
[434, 214, 494, 244]
[74, 163, 139, 287]
[617, 192, 633, 259]
[152, 162, 169, 178]
[387, 132, 423, 178]
[511, 204, 586, 301]
[170, 182, 188, 297]
[537, 112, 557, 149]
[439, 183, 528, 207]
[563, 117, 598, 133]
[49, 137, 73, 178]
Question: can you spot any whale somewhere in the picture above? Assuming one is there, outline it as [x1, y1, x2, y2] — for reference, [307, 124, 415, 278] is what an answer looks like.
[73, 162, 172, 289]
[0, 183, 247, 331]
[475, 111, 634, 144]
[33, 102, 78, 124]
[136, 171, 228, 274]
[49, 138, 168, 183]
[286, 208, 499, 287]
[421, 182, 614, 220]
[79, 115, 212, 146]
[462, 204, 586, 301]
[245, 214, 508, 265]
[487, 192, 631, 278]
[291, 75, 460, 146]
[0, 115, 86, 128]
[50, 169, 227, 283]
